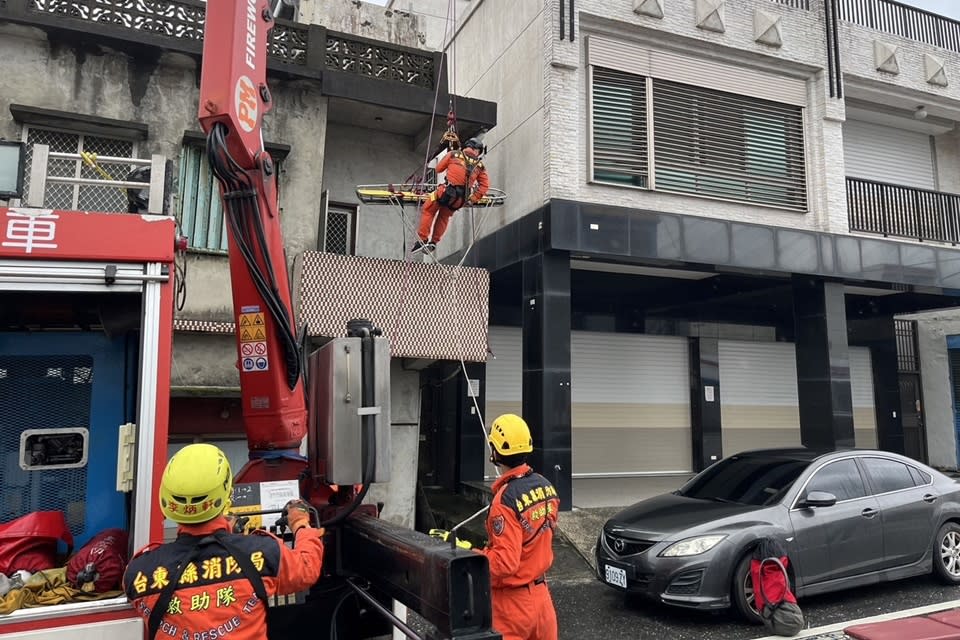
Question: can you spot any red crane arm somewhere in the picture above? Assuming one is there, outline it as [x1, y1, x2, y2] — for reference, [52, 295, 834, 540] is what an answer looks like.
[197, 0, 307, 475]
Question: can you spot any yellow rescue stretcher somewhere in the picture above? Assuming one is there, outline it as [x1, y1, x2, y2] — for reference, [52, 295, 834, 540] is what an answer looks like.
[355, 184, 507, 207]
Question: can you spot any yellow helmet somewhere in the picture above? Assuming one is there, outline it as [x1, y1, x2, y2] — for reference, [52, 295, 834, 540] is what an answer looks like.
[488, 414, 533, 456]
[159, 444, 233, 525]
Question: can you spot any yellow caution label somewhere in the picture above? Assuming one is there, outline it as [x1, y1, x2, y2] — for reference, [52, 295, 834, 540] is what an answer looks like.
[239, 313, 265, 343]
[239, 312, 265, 328]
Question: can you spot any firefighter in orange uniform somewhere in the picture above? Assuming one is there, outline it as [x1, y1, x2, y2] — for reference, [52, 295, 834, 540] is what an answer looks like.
[123, 443, 325, 640]
[480, 414, 560, 640]
[414, 137, 490, 252]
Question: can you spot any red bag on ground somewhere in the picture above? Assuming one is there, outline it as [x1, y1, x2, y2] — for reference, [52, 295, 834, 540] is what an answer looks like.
[66, 528, 129, 593]
[0, 511, 74, 574]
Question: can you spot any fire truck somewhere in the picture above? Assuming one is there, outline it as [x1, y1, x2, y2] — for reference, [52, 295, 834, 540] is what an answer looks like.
[0, 0, 497, 638]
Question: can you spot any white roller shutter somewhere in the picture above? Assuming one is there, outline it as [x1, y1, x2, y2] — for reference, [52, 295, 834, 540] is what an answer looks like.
[850, 347, 878, 448]
[484, 327, 692, 477]
[843, 120, 935, 189]
[719, 341, 801, 454]
[485, 327, 523, 479]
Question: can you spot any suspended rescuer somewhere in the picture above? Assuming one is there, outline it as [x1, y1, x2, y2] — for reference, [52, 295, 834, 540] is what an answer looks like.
[480, 414, 560, 640]
[414, 137, 490, 253]
[123, 443, 325, 640]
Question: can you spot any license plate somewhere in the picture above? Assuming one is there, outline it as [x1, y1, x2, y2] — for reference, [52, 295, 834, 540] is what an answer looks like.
[604, 564, 627, 589]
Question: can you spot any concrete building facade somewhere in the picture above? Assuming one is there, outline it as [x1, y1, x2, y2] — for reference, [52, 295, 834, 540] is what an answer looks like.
[427, 0, 960, 508]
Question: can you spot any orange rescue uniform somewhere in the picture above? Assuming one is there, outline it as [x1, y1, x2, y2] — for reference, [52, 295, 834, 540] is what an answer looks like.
[123, 516, 324, 640]
[418, 150, 490, 244]
[480, 464, 560, 640]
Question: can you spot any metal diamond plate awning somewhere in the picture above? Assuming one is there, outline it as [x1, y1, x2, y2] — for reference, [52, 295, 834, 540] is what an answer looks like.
[293, 252, 490, 362]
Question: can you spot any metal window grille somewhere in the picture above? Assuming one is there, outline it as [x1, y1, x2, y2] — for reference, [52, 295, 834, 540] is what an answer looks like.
[652, 79, 807, 211]
[591, 67, 648, 188]
[0, 355, 92, 538]
[324, 204, 356, 255]
[22, 128, 135, 212]
[589, 67, 807, 211]
[177, 145, 283, 253]
[896, 319, 920, 373]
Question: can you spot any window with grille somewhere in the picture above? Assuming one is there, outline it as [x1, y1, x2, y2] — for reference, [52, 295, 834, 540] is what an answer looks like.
[591, 67, 648, 188]
[589, 67, 807, 211]
[320, 196, 357, 255]
[178, 144, 228, 252]
[21, 128, 136, 212]
[178, 144, 284, 253]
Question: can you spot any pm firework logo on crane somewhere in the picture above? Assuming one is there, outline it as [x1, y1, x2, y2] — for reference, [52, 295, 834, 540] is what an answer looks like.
[235, 76, 258, 134]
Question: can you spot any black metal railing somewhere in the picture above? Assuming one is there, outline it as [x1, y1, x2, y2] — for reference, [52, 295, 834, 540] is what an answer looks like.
[837, 0, 960, 53]
[769, 0, 810, 10]
[847, 176, 960, 244]
[0, 0, 437, 88]
[896, 319, 919, 373]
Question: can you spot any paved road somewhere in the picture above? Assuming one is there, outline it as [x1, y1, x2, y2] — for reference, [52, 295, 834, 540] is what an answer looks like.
[549, 533, 960, 640]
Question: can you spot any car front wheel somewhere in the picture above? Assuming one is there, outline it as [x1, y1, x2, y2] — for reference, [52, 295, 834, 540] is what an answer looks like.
[732, 554, 762, 624]
[933, 522, 960, 584]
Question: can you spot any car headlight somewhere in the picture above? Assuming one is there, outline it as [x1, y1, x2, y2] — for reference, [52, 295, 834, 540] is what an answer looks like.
[659, 535, 727, 557]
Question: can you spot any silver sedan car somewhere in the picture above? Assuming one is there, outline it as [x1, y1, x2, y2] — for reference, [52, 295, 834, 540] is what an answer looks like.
[595, 448, 960, 622]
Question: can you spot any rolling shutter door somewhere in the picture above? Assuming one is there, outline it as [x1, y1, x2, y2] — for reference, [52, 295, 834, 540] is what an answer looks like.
[843, 120, 935, 189]
[485, 328, 692, 476]
[485, 326, 523, 478]
[850, 348, 878, 448]
[571, 332, 690, 475]
[719, 341, 801, 454]
[719, 341, 877, 453]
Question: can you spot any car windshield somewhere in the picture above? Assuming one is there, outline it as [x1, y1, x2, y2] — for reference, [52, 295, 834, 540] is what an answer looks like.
[678, 454, 812, 506]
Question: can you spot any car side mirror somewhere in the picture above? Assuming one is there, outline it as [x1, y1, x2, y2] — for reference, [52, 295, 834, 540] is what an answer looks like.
[801, 491, 837, 508]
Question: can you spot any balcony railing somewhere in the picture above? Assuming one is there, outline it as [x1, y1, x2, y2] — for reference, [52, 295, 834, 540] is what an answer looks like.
[0, 0, 438, 88]
[770, 0, 810, 9]
[837, 0, 960, 53]
[846, 176, 960, 244]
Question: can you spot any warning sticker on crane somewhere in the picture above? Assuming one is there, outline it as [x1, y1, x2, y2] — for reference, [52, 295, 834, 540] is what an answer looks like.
[239, 311, 265, 328]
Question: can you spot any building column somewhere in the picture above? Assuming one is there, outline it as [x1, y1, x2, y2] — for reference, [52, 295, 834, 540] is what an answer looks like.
[690, 337, 722, 471]
[459, 362, 487, 484]
[522, 251, 572, 510]
[792, 278, 855, 449]
[849, 317, 904, 454]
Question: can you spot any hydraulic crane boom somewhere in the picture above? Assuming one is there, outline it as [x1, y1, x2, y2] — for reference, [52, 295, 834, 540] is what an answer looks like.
[198, 0, 307, 482]
[194, 4, 501, 638]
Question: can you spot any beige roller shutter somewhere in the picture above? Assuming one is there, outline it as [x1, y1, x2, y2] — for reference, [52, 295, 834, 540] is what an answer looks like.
[485, 327, 692, 477]
[850, 347, 878, 448]
[719, 341, 877, 453]
[719, 341, 802, 454]
[571, 331, 691, 475]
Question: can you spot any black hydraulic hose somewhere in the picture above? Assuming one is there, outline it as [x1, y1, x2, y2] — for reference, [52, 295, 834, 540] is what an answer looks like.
[206, 124, 301, 389]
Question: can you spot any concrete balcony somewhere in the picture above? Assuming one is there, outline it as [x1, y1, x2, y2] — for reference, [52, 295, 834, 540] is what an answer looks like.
[0, 0, 496, 132]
